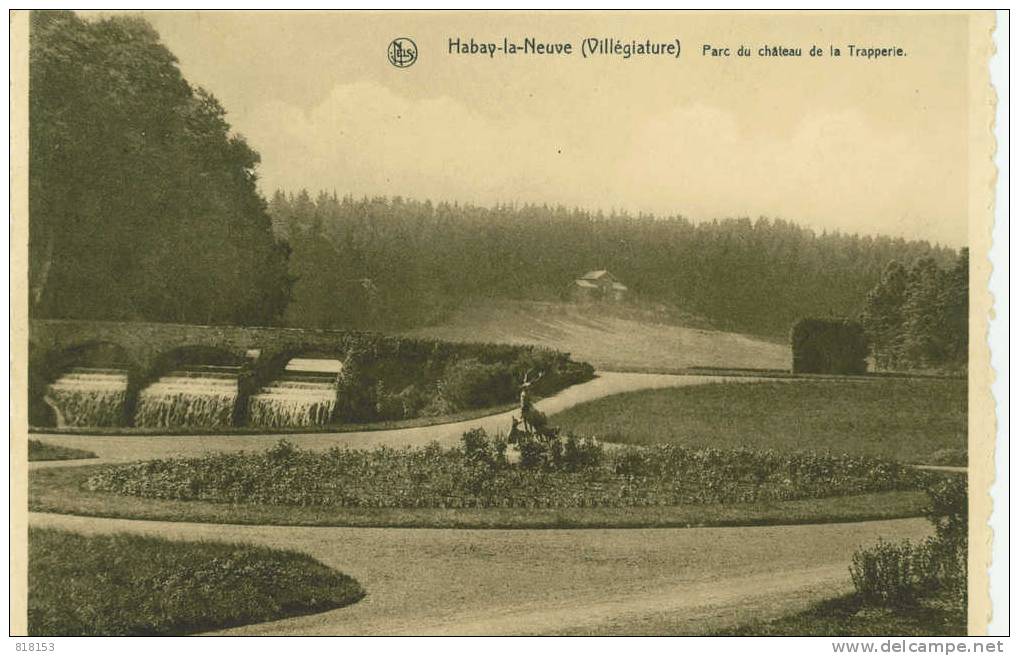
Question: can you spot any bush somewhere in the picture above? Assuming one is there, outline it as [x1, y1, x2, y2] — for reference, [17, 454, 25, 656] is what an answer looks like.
[559, 434, 604, 472]
[850, 474, 967, 610]
[439, 358, 515, 410]
[924, 475, 967, 544]
[923, 475, 967, 611]
[333, 350, 377, 422]
[850, 538, 939, 607]
[461, 428, 507, 469]
[791, 318, 869, 374]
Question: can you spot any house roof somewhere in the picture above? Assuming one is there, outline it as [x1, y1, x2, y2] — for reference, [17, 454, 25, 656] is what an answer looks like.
[611, 282, 628, 291]
[581, 270, 613, 281]
[574, 279, 599, 289]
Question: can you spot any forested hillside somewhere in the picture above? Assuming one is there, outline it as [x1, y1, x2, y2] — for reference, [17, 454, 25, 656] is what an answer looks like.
[269, 191, 958, 338]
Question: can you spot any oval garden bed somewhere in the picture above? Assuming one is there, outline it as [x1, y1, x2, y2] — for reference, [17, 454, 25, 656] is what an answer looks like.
[30, 432, 938, 529]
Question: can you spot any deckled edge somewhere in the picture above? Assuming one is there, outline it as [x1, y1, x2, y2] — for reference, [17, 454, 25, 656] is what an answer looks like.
[9, 10, 31, 638]
[966, 9, 998, 637]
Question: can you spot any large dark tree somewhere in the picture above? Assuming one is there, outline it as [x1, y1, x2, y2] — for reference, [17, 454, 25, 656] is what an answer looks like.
[29, 11, 290, 324]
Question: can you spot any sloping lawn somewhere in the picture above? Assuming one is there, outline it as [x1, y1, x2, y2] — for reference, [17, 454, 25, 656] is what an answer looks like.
[28, 528, 364, 636]
[553, 379, 966, 464]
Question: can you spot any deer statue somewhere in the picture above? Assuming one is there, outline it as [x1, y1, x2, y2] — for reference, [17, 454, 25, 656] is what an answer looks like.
[518, 368, 548, 436]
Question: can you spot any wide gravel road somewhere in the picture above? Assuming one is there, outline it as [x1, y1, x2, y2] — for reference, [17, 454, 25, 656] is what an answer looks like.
[29, 372, 758, 466]
[29, 512, 930, 636]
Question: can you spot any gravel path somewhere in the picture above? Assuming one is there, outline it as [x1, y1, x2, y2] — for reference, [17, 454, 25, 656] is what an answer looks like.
[28, 372, 760, 467]
[29, 512, 930, 636]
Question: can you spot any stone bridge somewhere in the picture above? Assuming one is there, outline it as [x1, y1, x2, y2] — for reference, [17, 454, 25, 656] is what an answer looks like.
[30, 318, 371, 375]
[27, 319, 381, 425]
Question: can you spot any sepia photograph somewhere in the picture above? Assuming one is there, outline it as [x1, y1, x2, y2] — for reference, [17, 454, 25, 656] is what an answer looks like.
[9, 8, 1003, 641]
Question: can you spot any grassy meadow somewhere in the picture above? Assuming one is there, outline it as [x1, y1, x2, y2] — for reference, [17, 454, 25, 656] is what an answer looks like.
[403, 299, 790, 372]
[553, 379, 967, 464]
[28, 528, 364, 636]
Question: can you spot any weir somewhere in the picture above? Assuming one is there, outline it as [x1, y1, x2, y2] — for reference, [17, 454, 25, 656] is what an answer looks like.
[134, 365, 241, 429]
[247, 358, 343, 428]
[46, 368, 130, 427]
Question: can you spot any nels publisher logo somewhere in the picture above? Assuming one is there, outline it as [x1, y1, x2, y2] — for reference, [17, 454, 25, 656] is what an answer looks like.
[388, 37, 418, 68]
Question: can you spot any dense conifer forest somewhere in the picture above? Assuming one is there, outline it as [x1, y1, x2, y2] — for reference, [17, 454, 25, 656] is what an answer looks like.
[268, 191, 958, 339]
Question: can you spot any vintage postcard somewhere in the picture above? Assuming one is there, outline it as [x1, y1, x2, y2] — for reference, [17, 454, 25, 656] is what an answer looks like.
[8, 9, 1001, 642]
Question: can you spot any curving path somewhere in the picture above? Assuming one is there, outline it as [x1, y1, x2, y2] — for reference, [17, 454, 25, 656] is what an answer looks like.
[28, 512, 931, 636]
[29, 372, 766, 466]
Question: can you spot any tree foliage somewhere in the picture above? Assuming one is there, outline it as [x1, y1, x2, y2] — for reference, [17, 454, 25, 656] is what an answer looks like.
[862, 250, 968, 371]
[268, 192, 957, 337]
[29, 11, 290, 324]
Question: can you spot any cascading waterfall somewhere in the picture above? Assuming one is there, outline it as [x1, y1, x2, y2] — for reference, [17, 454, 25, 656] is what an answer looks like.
[46, 368, 129, 427]
[134, 366, 239, 429]
[247, 358, 342, 428]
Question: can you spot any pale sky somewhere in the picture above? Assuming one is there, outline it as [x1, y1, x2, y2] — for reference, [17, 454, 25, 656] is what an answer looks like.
[99, 11, 972, 246]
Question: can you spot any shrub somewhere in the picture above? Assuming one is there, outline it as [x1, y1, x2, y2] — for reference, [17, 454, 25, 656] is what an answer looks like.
[791, 318, 869, 374]
[265, 439, 298, 465]
[923, 474, 967, 610]
[394, 384, 429, 419]
[373, 381, 409, 420]
[560, 434, 604, 472]
[850, 474, 967, 610]
[514, 432, 552, 470]
[924, 475, 967, 544]
[461, 428, 496, 467]
[439, 358, 515, 410]
[850, 538, 938, 607]
[613, 449, 653, 477]
[333, 351, 377, 422]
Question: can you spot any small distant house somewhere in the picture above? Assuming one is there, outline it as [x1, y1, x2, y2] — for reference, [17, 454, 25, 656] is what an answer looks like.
[572, 270, 628, 303]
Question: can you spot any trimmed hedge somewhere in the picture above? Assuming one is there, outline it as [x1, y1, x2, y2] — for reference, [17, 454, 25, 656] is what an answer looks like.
[791, 318, 868, 375]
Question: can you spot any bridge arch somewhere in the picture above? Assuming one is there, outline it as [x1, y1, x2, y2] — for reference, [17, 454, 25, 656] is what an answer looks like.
[29, 340, 138, 427]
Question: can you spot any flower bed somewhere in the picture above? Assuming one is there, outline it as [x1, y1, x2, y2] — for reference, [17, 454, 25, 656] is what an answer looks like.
[85, 437, 926, 509]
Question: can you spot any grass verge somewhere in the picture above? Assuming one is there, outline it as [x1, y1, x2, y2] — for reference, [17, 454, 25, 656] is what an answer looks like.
[30, 464, 928, 528]
[553, 379, 967, 464]
[710, 593, 966, 636]
[28, 527, 364, 636]
[28, 439, 97, 462]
